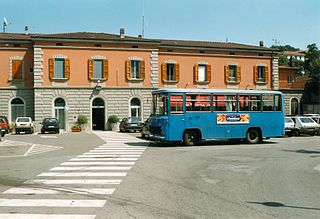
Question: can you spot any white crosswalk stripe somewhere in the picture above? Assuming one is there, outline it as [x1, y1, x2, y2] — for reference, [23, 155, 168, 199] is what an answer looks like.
[0, 131, 147, 218]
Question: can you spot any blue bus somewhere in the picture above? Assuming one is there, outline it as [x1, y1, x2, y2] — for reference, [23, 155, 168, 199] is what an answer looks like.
[148, 89, 285, 145]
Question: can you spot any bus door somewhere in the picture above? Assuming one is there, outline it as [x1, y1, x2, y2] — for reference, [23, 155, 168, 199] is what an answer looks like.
[169, 94, 186, 141]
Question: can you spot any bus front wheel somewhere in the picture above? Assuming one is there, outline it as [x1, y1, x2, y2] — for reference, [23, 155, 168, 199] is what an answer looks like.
[183, 130, 200, 146]
[246, 128, 262, 144]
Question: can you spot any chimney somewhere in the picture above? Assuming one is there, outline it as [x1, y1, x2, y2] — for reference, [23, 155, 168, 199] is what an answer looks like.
[120, 28, 125, 38]
[259, 41, 264, 47]
[24, 26, 29, 35]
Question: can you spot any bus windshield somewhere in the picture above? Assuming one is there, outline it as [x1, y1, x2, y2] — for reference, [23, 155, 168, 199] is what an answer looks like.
[152, 94, 168, 116]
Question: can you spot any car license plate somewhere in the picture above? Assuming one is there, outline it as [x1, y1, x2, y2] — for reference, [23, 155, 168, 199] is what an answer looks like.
[131, 124, 137, 127]
[48, 126, 55, 128]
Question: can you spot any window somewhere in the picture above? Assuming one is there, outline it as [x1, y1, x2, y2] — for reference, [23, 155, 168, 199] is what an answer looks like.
[254, 65, 269, 84]
[12, 60, 23, 80]
[10, 98, 25, 122]
[194, 64, 211, 83]
[170, 95, 183, 114]
[262, 94, 274, 111]
[161, 63, 179, 82]
[258, 66, 265, 82]
[290, 98, 299, 115]
[239, 95, 261, 111]
[88, 59, 108, 80]
[213, 95, 237, 111]
[54, 59, 65, 78]
[49, 58, 70, 79]
[54, 98, 66, 129]
[131, 60, 140, 79]
[130, 98, 141, 118]
[229, 65, 237, 82]
[125, 60, 145, 80]
[225, 64, 241, 83]
[186, 94, 211, 112]
[167, 64, 175, 81]
[94, 60, 103, 79]
[287, 75, 292, 83]
[153, 94, 168, 116]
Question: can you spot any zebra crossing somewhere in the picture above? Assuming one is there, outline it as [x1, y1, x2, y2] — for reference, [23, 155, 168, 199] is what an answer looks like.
[0, 131, 147, 218]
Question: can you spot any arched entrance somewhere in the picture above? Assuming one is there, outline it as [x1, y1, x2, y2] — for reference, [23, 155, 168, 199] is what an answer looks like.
[290, 98, 299, 115]
[11, 97, 25, 122]
[130, 98, 141, 118]
[54, 98, 66, 130]
[92, 98, 105, 130]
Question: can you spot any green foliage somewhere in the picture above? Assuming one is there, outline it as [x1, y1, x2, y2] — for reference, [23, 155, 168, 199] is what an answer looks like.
[278, 54, 289, 66]
[271, 45, 300, 52]
[108, 115, 120, 123]
[303, 43, 320, 99]
[77, 114, 88, 125]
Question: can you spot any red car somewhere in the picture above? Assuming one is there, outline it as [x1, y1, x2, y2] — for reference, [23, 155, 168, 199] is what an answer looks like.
[0, 117, 9, 137]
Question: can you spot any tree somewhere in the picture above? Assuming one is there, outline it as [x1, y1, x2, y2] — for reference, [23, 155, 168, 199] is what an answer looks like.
[303, 43, 320, 101]
[278, 54, 289, 66]
[271, 45, 300, 52]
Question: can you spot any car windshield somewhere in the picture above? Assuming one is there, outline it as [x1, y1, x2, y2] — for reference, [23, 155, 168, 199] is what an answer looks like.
[44, 118, 58, 124]
[17, 118, 30, 122]
[285, 118, 293, 123]
[130, 117, 140, 123]
[300, 117, 315, 123]
[152, 94, 168, 116]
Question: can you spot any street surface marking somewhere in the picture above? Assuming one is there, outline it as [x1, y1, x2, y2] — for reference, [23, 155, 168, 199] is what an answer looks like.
[70, 157, 138, 161]
[61, 161, 135, 165]
[77, 154, 139, 158]
[3, 188, 59, 194]
[24, 144, 63, 156]
[50, 166, 132, 171]
[38, 172, 127, 177]
[29, 179, 121, 185]
[3, 187, 115, 195]
[0, 214, 95, 219]
[0, 199, 106, 207]
[83, 151, 143, 155]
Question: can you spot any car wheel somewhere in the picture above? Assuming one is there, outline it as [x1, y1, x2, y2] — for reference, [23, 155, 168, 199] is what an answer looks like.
[56, 130, 60, 134]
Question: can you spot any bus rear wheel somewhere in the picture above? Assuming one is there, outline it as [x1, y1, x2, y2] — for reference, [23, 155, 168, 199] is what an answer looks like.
[246, 128, 261, 144]
[183, 130, 200, 146]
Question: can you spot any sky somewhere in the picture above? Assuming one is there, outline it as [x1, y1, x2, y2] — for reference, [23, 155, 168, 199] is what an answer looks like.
[1, 0, 319, 50]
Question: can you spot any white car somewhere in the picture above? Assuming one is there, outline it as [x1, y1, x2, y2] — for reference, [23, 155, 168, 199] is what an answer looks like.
[15, 117, 34, 134]
[285, 117, 296, 137]
[291, 116, 318, 136]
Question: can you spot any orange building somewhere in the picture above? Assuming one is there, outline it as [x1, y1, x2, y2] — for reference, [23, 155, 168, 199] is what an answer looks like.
[278, 66, 308, 115]
[0, 30, 279, 131]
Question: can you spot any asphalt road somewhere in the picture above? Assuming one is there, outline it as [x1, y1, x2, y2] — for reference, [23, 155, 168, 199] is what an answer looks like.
[0, 132, 319, 219]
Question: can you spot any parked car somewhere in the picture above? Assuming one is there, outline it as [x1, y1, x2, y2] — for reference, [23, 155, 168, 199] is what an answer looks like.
[291, 116, 318, 136]
[15, 117, 34, 134]
[141, 118, 150, 138]
[284, 117, 296, 137]
[0, 117, 9, 137]
[304, 114, 320, 135]
[41, 118, 60, 134]
[119, 117, 143, 132]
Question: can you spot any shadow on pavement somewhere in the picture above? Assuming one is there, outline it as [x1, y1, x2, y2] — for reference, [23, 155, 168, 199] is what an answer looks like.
[247, 201, 320, 211]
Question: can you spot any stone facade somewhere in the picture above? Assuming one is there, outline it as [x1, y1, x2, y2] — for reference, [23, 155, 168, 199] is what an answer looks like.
[33, 87, 153, 131]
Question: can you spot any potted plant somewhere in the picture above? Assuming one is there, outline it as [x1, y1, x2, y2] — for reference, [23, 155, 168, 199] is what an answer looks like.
[71, 123, 81, 132]
[8, 122, 15, 133]
[108, 115, 120, 131]
[71, 114, 88, 132]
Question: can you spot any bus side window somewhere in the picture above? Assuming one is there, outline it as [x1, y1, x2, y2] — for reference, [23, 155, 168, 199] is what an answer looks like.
[170, 95, 184, 114]
[275, 94, 282, 111]
[263, 94, 274, 111]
